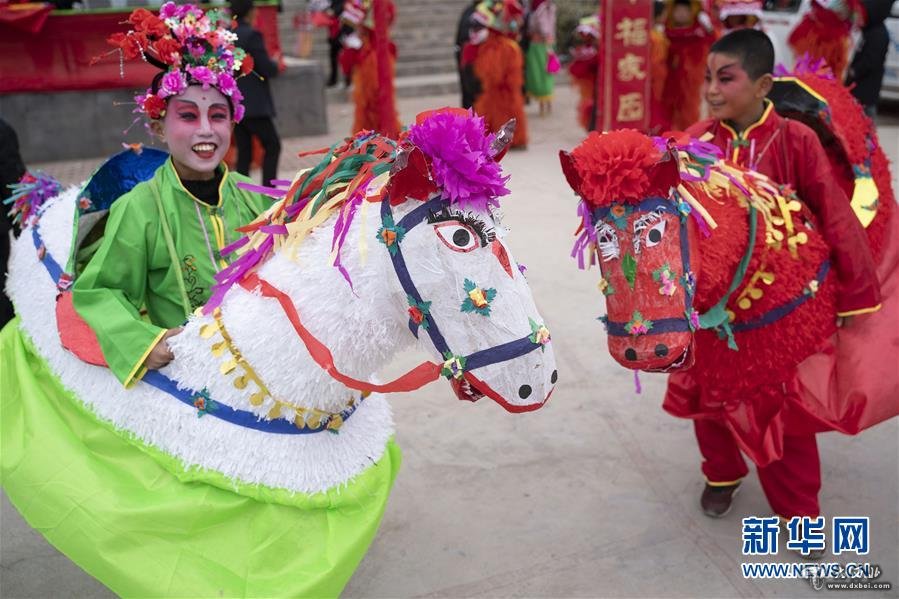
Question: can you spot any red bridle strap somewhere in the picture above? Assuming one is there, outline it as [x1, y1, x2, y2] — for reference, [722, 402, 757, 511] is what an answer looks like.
[239, 273, 443, 393]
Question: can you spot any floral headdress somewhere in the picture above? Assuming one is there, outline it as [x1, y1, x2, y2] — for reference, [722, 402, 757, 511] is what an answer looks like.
[472, 0, 524, 36]
[106, 2, 252, 121]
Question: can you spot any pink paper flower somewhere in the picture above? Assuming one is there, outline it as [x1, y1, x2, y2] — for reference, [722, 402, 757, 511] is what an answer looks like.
[158, 70, 187, 98]
[407, 109, 510, 212]
[187, 65, 217, 89]
[216, 72, 237, 96]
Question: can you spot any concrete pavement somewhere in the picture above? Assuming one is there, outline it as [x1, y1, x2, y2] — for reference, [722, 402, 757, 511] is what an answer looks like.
[2, 85, 897, 598]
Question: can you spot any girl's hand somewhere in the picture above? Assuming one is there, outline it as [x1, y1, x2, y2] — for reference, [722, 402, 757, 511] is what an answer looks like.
[145, 328, 183, 370]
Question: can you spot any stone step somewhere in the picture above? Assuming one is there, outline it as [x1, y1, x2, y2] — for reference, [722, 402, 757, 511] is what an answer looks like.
[395, 57, 458, 77]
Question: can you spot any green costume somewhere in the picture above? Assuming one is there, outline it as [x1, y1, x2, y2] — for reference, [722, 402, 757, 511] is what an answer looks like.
[72, 159, 269, 387]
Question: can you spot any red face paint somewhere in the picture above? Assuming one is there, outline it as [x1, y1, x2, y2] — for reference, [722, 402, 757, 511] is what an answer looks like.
[161, 85, 232, 181]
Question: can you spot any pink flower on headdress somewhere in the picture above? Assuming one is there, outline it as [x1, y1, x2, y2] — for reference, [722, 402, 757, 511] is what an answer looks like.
[158, 70, 187, 98]
[187, 65, 217, 89]
[216, 72, 237, 97]
[158, 1, 182, 19]
[233, 103, 245, 122]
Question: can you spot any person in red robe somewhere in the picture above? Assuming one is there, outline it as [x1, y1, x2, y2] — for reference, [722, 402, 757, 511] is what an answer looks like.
[468, 0, 528, 148]
[788, 0, 865, 80]
[567, 16, 598, 132]
[667, 29, 881, 535]
[662, 0, 715, 130]
[340, 0, 400, 135]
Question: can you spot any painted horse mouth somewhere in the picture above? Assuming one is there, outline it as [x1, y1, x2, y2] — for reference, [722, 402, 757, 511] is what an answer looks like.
[451, 376, 486, 402]
[644, 346, 692, 373]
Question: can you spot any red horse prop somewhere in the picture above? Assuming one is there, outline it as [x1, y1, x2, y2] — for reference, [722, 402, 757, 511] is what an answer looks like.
[560, 122, 897, 466]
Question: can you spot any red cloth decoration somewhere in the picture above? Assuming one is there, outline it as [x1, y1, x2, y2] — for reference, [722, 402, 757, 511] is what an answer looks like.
[55, 291, 107, 367]
[0, 2, 52, 33]
[0, 6, 280, 94]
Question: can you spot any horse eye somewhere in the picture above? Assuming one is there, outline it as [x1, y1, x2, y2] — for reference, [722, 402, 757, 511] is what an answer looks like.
[434, 222, 480, 253]
[646, 220, 666, 247]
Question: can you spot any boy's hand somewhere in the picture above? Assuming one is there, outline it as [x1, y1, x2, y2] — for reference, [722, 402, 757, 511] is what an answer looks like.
[145, 328, 183, 370]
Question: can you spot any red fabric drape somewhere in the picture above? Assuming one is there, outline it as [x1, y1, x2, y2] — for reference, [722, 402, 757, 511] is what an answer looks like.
[0, 5, 281, 94]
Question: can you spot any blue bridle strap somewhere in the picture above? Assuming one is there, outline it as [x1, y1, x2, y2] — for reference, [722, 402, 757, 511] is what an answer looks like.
[381, 194, 543, 370]
[31, 222, 358, 435]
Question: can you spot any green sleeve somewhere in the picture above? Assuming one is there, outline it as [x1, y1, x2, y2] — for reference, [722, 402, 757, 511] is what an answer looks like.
[72, 191, 166, 387]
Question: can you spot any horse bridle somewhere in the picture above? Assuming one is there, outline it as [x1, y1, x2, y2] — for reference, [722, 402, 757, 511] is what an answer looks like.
[378, 193, 550, 411]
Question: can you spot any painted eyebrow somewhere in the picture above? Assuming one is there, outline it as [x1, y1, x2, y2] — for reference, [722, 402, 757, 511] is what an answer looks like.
[170, 100, 229, 110]
[715, 62, 740, 75]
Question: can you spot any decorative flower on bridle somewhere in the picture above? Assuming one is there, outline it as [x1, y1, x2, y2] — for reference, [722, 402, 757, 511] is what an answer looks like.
[105, 2, 251, 121]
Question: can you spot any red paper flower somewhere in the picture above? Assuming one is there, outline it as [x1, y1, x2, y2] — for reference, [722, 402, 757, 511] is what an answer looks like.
[153, 37, 183, 65]
[107, 31, 148, 60]
[571, 129, 661, 208]
[408, 306, 424, 324]
[129, 9, 167, 38]
[240, 54, 255, 75]
[141, 93, 166, 119]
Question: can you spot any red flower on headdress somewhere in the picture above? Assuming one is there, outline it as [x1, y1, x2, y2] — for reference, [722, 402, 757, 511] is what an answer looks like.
[107, 31, 148, 60]
[240, 54, 254, 75]
[141, 93, 167, 119]
[129, 8, 167, 38]
[153, 36, 182, 65]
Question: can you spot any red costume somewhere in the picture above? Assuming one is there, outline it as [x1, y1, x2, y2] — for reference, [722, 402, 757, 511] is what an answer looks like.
[341, 0, 400, 135]
[470, 0, 528, 148]
[788, 0, 864, 80]
[687, 102, 880, 315]
[668, 100, 883, 518]
[649, 25, 670, 133]
[662, 1, 715, 130]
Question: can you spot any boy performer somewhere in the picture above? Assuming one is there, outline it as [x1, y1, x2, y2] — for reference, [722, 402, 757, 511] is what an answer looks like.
[666, 29, 881, 532]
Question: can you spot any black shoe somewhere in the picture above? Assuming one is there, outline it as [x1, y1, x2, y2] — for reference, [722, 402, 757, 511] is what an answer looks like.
[700, 481, 741, 518]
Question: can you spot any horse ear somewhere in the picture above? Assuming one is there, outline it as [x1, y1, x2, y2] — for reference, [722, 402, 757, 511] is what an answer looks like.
[558, 150, 583, 197]
[647, 149, 682, 195]
[388, 146, 438, 205]
[490, 119, 516, 162]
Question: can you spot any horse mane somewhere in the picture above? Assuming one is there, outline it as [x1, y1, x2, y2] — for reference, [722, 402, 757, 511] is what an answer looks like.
[205, 131, 399, 312]
[203, 109, 514, 313]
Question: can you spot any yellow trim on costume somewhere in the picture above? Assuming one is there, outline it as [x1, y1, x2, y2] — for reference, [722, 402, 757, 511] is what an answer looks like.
[720, 101, 774, 163]
[705, 477, 743, 487]
[772, 76, 829, 105]
[837, 304, 882, 318]
[167, 159, 233, 268]
[123, 328, 169, 388]
[850, 176, 879, 228]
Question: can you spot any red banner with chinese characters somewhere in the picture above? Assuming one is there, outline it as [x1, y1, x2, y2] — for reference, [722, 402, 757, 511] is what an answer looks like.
[593, 0, 653, 132]
[0, 3, 281, 94]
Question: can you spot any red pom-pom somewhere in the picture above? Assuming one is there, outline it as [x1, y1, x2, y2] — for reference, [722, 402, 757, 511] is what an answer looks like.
[569, 129, 662, 207]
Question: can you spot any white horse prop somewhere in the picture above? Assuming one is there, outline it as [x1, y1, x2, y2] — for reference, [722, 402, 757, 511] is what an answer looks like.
[2, 108, 556, 597]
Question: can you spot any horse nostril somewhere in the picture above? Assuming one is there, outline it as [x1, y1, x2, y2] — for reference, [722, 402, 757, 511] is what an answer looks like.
[624, 348, 638, 361]
[518, 384, 532, 399]
[655, 344, 669, 358]
[550, 369, 558, 384]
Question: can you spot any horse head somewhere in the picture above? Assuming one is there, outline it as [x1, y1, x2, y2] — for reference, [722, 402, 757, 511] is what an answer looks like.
[560, 130, 694, 372]
[198, 108, 556, 415]
[561, 129, 834, 382]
